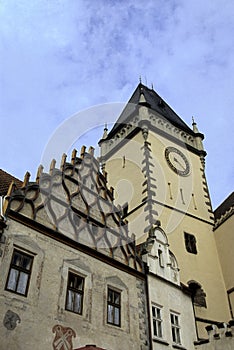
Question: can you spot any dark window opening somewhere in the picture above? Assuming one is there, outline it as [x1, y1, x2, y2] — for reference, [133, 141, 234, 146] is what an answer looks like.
[107, 288, 121, 326]
[184, 232, 197, 254]
[5, 250, 33, 296]
[188, 281, 207, 308]
[65, 272, 84, 314]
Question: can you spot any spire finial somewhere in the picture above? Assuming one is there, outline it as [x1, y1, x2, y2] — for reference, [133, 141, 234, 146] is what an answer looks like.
[102, 123, 108, 139]
[36, 165, 44, 183]
[151, 83, 154, 90]
[23, 171, 31, 187]
[192, 116, 200, 133]
[139, 75, 142, 84]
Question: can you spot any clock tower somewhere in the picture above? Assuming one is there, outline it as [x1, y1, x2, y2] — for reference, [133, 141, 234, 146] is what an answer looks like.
[99, 83, 230, 338]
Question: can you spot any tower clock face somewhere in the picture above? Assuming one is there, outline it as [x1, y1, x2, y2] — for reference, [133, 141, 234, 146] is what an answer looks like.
[165, 147, 190, 176]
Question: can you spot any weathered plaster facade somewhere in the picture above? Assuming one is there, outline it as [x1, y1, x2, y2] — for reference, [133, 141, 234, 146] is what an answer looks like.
[1, 82, 233, 349]
[0, 149, 148, 350]
[141, 224, 197, 349]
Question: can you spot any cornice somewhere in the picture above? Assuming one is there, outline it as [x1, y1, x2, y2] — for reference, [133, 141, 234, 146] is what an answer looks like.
[7, 210, 145, 279]
[214, 206, 234, 229]
[100, 109, 206, 161]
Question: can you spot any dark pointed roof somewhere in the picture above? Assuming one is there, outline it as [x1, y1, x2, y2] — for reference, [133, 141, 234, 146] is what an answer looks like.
[0, 169, 23, 196]
[107, 83, 194, 139]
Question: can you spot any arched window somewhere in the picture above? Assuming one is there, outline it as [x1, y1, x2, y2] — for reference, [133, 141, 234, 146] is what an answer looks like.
[188, 281, 207, 308]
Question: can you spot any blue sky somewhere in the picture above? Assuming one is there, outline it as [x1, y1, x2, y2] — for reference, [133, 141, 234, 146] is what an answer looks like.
[0, 0, 233, 209]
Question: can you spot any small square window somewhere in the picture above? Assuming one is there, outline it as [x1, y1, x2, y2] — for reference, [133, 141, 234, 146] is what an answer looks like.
[184, 232, 197, 254]
[5, 250, 33, 296]
[107, 288, 121, 326]
[152, 305, 163, 338]
[170, 312, 181, 344]
[65, 272, 84, 314]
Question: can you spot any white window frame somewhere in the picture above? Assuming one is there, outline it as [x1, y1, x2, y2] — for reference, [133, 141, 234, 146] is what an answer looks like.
[152, 304, 163, 339]
[170, 311, 181, 345]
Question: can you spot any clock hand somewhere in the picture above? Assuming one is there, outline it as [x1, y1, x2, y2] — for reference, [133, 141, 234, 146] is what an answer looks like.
[173, 156, 186, 170]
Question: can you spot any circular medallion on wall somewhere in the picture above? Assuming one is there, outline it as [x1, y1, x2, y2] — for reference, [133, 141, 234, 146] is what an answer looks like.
[165, 146, 190, 176]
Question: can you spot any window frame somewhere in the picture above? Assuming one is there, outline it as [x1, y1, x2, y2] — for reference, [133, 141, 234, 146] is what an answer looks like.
[152, 304, 163, 339]
[65, 271, 85, 315]
[170, 311, 181, 345]
[184, 232, 197, 254]
[107, 287, 121, 327]
[5, 249, 34, 297]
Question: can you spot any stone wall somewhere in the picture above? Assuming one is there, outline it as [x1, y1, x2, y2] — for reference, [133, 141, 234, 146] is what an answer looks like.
[195, 321, 234, 350]
[0, 219, 147, 350]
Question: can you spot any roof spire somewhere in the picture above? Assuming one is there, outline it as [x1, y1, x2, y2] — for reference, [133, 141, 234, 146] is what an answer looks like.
[192, 116, 205, 152]
[139, 75, 142, 84]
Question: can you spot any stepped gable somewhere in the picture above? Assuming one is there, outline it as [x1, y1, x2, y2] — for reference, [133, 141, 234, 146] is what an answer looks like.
[0, 169, 23, 195]
[214, 192, 234, 228]
[107, 83, 194, 139]
[4, 147, 142, 271]
[214, 192, 234, 220]
[195, 320, 234, 347]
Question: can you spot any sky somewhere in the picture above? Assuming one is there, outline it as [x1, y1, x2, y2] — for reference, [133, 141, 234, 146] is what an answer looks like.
[0, 0, 233, 209]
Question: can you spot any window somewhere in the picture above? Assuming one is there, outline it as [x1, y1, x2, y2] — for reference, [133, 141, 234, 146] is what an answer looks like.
[5, 250, 33, 296]
[158, 249, 164, 267]
[107, 288, 121, 326]
[152, 305, 163, 338]
[170, 312, 181, 344]
[188, 281, 207, 308]
[65, 272, 84, 314]
[184, 232, 197, 254]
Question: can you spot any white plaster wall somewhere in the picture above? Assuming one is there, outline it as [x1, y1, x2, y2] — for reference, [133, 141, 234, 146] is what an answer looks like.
[148, 275, 197, 350]
[0, 219, 147, 350]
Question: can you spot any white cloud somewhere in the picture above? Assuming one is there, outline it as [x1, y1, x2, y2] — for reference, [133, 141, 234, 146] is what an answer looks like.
[0, 0, 233, 207]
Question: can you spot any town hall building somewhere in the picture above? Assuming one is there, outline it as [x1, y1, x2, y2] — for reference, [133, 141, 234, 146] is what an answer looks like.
[0, 83, 233, 349]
